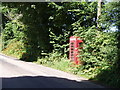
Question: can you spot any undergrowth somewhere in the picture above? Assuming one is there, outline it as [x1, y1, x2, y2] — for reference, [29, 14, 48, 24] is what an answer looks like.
[2, 39, 26, 59]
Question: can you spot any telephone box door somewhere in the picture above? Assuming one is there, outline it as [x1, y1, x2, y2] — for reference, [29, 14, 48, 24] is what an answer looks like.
[69, 36, 83, 64]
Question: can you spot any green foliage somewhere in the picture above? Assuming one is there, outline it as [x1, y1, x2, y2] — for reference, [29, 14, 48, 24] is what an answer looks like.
[93, 67, 120, 88]
[49, 2, 97, 56]
[3, 21, 26, 47]
[1, 4, 27, 59]
[37, 51, 62, 64]
[92, 2, 120, 88]
[100, 2, 120, 30]
[72, 24, 118, 77]
[2, 39, 26, 58]
[2, 3, 53, 61]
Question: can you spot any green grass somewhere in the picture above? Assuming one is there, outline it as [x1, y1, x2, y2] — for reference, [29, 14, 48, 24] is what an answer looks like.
[35, 58, 90, 80]
[35, 57, 120, 88]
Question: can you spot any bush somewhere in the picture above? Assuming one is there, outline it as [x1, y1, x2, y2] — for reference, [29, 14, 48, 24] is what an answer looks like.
[71, 25, 118, 76]
[36, 51, 64, 65]
[2, 39, 26, 58]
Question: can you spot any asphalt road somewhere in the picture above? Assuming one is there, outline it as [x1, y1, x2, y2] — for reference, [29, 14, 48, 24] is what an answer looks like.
[0, 54, 105, 88]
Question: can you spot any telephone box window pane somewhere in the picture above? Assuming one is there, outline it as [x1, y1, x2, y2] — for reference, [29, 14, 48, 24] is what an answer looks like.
[71, 43, 74, 45]
[79, 43, 83, 47]
[71, 46, 74, 47]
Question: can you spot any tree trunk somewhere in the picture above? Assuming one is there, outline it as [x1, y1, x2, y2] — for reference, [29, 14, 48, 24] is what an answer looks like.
[97, 0, 102, 28]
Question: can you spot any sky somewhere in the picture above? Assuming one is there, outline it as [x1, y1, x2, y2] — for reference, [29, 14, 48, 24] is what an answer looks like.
[90, 0, 120, 2]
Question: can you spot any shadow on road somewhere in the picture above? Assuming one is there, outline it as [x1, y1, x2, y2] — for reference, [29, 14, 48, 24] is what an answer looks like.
[2, 76, 104, 88]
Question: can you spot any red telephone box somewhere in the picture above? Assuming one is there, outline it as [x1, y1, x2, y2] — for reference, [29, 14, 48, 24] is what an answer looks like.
[69, 36, 83, 64]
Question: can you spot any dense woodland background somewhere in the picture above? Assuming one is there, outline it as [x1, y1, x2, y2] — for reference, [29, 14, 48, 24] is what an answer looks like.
[0, 1, 120, 88]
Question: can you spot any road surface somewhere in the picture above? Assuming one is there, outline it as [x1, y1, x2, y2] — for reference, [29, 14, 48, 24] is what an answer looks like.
[0, 54, 105, 88]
